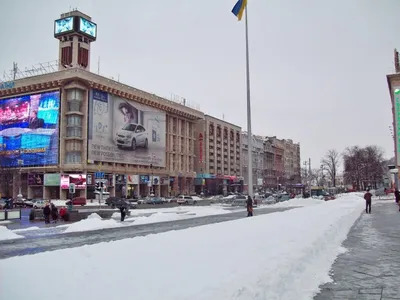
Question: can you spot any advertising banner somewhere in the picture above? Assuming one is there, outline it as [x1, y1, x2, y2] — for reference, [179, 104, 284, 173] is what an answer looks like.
[28, 173, 44, 185]
[44, 173, 61, 186]
[69, 174, 87, 189]
[0, 91, 60, 167]
[88, 89, 166, 167]
[127, 175, 139, 185]
[60, 175, 69, 189]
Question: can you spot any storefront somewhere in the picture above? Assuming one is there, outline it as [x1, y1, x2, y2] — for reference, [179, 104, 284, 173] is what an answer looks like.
[115, 174, 126, 198]
[160, 177, 169, 197]
[43, 173, 60, 200]
[28, 173, 44, 199]
[139, 175, 150, 197]
[127, 174, 139, 199]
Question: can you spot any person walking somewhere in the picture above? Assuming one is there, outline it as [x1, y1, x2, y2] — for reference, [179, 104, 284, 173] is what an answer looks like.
[120, 206, 127, 222]
[395, 188, 400, 204]
[364, 189, 372, 214]
[50, 203, 58, 223]
[246, 195, 253, 217]
[43, 203, 51, 224]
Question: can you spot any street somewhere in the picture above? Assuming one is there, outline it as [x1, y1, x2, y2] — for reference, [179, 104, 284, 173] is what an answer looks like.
[0, 206, 292, 259]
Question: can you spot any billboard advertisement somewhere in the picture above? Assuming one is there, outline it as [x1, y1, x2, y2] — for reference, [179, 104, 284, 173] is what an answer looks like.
[28, 173, 44, 185]
[60, 174, 87, 189]
[0, 91, 60, 167]
[88, 89, 166, 167]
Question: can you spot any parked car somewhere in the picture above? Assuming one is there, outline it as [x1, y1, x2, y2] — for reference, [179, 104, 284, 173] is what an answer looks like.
[146, 197, 163, 205]
[66, 197, 87, 206]
[32, 200, 47, 209]
[177, 195, 198, 205]
[116, 123, 148, 150]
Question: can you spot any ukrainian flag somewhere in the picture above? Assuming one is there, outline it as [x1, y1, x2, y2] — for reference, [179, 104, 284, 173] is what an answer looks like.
[232, 0, 247, 21]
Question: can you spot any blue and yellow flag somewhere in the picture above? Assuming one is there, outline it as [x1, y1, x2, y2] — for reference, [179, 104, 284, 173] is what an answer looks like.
[232, 0, 247, 21]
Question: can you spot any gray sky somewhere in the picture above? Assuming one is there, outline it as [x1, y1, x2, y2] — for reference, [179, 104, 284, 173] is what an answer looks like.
[1, 0, 399, 168]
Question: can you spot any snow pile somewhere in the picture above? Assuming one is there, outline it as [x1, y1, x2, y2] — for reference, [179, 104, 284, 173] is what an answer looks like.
[272, 197, 324, 207]
[129, 212, 186, 225]
[87, 213, 102, 220]
[126, 206, 231, 225]
[64, 215, 122, 234]
[0, 226, 24, 241]
[13, 226, 40, 233]
[0, 195, 364, 300]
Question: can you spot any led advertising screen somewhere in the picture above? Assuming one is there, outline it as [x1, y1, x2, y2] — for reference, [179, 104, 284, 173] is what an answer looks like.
[0, 91, 60, 167]
[88, 89, 166, 167]
[54, 17, 74, 36]
[60, 174, 87, 189]
[78, 17, 97, 39]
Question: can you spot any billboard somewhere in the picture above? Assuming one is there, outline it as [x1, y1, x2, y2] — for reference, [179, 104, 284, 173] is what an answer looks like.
[60, 174, 87, 189]
[78, 17, 97, 39]
[28, 173, 44, 186]
[54, 17, 74, 36]
[88, 89, 166, 167]
[0, 91, 60, 167]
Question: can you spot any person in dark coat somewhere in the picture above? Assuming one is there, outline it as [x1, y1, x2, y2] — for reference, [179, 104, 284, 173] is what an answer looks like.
[364, 189, 372, 214]
[395, 189, 400, 204]
[50, 203, 58, 223]
[246, 195, 253, 217]
[120, 206, 126, 222]
[43, 203, 51, 224]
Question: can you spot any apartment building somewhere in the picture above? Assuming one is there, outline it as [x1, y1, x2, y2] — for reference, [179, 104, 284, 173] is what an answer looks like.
[263, 139, 275, 188]
[283, 139, 301, 184]
[194, 115, 242, 195]
[241, 132, 264, 190]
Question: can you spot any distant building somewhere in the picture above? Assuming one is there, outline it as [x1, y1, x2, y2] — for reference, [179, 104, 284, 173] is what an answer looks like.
[194, 115, 242, 195]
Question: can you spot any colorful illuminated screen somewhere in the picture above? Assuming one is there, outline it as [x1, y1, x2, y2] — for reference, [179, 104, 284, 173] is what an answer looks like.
[0, 91, 60, 167]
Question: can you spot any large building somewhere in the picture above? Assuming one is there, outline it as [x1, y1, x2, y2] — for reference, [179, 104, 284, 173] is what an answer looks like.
[387, 48, 400, 183]
[241, 133, 264, 190]
[194, 115, 242, 195]
[0, 10, 204, 199]
[241, 134, 301, 190]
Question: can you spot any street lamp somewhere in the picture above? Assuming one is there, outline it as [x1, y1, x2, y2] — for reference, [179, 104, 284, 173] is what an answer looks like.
[150, 163, 154, 197]
[17, 159, 24, 200]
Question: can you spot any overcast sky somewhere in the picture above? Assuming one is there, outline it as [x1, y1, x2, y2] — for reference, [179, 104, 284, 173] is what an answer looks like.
[1, 0, 399, 169]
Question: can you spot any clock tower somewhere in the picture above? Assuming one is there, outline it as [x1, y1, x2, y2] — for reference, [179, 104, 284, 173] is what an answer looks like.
[54, 10, 97, 71]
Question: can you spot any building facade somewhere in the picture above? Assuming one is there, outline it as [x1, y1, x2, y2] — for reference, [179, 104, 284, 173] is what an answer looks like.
[241, 132, 264, 191]
[0, 10, 203, 200]
[194, 115, 242, 195]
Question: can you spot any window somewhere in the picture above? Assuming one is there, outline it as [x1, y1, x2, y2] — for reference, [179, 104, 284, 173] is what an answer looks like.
[66, 89, 84, 101]
[68, 101, 81, 112]
[67, 115, 82, 126]
[65, 152, 81, 164]
[67, 127, 82, 137]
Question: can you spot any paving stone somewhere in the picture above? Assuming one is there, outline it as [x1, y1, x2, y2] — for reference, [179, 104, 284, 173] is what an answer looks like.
[315, 202, 400, 300]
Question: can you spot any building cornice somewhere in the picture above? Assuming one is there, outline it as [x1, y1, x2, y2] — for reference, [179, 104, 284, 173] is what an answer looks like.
[0, 68, 204, 120]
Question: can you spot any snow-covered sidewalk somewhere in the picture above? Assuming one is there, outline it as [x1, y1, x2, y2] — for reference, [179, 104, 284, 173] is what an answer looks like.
[0, 194, 364, 300]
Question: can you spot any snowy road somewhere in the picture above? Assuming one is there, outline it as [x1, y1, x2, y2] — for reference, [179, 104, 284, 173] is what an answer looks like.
[0, 206, 292, 259]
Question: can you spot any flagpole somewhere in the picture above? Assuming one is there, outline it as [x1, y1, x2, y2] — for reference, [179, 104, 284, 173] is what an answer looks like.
[244, 6, 253, 198]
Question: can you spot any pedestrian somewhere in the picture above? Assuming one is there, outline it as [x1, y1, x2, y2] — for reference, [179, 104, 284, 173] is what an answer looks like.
[246, 195, 253, 217]
[395, 189, 400, 204]
[364, 189, 372, 214]
[43, 203, 51, 224]
[50, 203, 58, 223]
[120, 206, 126, 222]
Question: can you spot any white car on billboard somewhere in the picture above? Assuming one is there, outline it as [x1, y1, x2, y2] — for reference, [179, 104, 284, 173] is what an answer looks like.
[116, 123, 148, 150]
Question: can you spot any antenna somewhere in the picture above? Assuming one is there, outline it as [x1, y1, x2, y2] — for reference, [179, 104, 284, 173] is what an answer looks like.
[222, 114, 225, 120]
[97, 56, 100, 74]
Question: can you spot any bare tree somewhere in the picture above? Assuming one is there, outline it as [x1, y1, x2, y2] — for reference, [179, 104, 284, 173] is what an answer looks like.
[343, 145, 385, 190]
[310, 168, 324, 186]
[321, 149, 340, 187]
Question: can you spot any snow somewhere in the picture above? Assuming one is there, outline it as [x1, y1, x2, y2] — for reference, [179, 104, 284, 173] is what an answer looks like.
[0, 226, 24, 241]
[0, 194, 364, 300]
[13, 226, 40, 233]
[64, 213, 122, 233]
[0, 220, 12, 224]
[271, 197, 324, 207]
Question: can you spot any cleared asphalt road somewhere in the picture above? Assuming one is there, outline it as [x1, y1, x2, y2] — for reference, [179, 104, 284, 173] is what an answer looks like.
[0, 206, 293, 259]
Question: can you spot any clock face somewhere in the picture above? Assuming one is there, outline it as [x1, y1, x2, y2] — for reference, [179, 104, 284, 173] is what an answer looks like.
[54, 17, 74, 35]
[79, 17, 97, 38]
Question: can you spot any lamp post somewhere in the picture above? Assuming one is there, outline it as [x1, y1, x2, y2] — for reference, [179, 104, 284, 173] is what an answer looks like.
[150, 163, 154, 197]
[17, 159, 24, 200]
